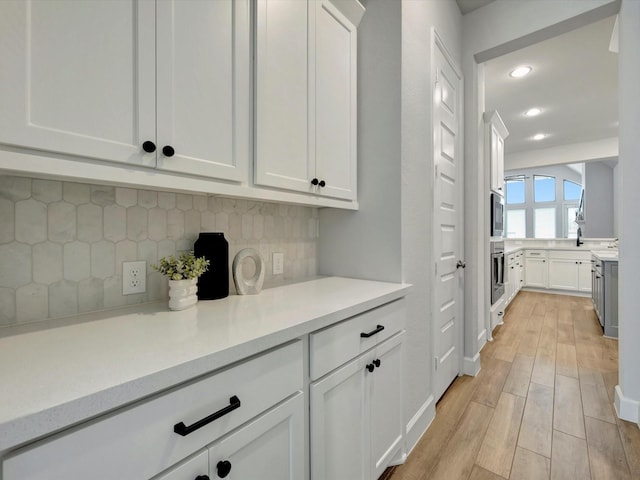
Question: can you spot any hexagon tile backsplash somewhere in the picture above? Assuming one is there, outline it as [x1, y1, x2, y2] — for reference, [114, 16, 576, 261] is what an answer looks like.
[0, 176, 319, 326]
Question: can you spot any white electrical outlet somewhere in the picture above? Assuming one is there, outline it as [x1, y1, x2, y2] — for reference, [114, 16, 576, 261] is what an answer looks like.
[272, 252, 284, 275]
[123, 261, 146, 295]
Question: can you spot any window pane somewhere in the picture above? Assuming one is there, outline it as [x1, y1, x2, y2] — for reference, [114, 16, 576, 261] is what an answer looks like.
[564, 180, 582, 201]
[506, 209, 526, 238]
[534, 175, 555, 202]
[566, 206, 578, 238]
[534, 207, 556, 238]
[506, 179, 525, 204]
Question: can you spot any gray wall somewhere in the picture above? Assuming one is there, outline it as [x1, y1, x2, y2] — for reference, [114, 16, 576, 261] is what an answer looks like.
[584, 161, 615, 237]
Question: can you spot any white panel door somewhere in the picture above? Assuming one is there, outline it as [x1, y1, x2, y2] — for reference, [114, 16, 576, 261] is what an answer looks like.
[369, 333, 404, 480]
[310, 354, 368, 480]
[207, 393, 304, 480]
[314, 0, 357, 200]
[154, 450, 208, 480]
[433, 36, 464, 401]
[525, 258, 548, 288]
[578, 261, 592, 292]
[255, 0, 314, 194]
[0, 0, 156, 166]
[156, 0, 249, 181]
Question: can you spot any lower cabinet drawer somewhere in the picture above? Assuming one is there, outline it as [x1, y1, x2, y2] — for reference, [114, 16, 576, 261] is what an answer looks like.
[309, 299, 406, 380]
[3, 341, 303, 480]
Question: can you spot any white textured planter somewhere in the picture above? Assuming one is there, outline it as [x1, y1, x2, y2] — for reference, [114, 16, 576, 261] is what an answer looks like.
[168, 278, 198, 311]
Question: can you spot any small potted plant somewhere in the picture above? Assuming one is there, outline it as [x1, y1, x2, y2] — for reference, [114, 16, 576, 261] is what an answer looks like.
[152, 251, 210, 311]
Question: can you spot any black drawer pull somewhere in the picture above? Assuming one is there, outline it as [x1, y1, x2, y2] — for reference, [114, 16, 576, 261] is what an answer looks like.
[217, 460, 232, 478]
[174, 396, 241, 436]
[360, 325, 385, 338]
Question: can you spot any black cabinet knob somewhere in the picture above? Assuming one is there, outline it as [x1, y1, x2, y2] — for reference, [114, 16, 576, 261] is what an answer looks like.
[373, 359, 381, 368]
[311, 178, 319, 186]
[319, 180, 326, 187]
[162, 145, 175, 157]
[366, 363, 375, 373]
[217, 460, 232, 478]
[195, 476, 210, 480]
[142, 141, 156, 153]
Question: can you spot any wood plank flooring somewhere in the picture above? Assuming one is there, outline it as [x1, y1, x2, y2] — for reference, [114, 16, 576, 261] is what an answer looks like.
[383, 291, 640, 480]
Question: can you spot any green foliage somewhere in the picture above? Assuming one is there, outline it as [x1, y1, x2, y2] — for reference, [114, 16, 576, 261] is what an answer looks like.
[152, 251, 210, 280]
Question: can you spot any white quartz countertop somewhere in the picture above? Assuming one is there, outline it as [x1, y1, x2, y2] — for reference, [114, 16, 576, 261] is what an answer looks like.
[0, 276, 411, 453]
[591, 250, 619, 262]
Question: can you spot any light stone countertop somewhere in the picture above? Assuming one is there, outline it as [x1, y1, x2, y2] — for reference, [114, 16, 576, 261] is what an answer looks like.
[0, 276, 411, 453]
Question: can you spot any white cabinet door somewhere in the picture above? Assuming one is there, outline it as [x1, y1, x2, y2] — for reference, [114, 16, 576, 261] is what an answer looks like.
[369, 333, 404, 480]
[548, 258, 579, 290]
[578, 261, 592, 292]
[208, 393, 304, 480]
[525, 258, 547, 288]
[0, 0, 156, 166]
[153, 451, 208, 480]
[310, 353, 368, 480]
[156, 0, 249, 181]
[255, 0, 314, 194]
[314, 0, 357, 200]
[495, 129, 505, 194]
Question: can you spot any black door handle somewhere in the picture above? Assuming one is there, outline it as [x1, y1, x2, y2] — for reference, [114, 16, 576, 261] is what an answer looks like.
[311, 178, 319, 186]
[142, 140, 156, 153]
[162, 145, 175, 157]
[174, 396, 241, 436]
[360, 325, 385, 338]
[373, 359, 381, 368]
[366, 363, 375, 373]
[216, 460, 232, 478]
[319, 180, 326, 187]
[195, 476, 210, 480]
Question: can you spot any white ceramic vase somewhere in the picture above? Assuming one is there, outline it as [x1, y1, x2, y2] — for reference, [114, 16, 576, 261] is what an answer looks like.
[168, 278, 198, 311]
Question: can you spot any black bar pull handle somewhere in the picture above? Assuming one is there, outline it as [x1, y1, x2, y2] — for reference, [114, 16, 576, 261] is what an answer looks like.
[174, 396, 241, 437]
[360, 324, 385, 338]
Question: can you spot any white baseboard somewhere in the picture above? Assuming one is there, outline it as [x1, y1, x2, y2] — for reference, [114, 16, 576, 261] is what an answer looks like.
[615, 385, 640, 424]
[463, 353, 481, 377]
[478, 329, 487, 351]
[404, 395, 435, 456]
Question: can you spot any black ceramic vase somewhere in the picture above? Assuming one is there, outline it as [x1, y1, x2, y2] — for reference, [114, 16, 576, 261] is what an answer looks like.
[194, 232, 229, 300]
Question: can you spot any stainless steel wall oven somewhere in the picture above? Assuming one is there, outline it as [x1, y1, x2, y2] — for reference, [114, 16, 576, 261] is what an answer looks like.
[491, 241, 505, 305]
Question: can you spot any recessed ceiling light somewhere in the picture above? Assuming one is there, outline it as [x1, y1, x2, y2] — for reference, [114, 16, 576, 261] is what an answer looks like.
[509, 66, 532, 78]
[533, 133, 546, 141]
[525, 107, 542, 117]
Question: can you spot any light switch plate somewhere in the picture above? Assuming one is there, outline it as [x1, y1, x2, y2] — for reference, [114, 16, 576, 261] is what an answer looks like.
[123, 261, 146, 295]
[272, 253, 284, 275]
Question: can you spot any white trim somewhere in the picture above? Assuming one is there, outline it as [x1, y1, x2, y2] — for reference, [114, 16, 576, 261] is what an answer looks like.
[404, 395, 435, 457]
[615, 385, 640, 424]
[477, 328, 487, 351]
[463, 353, 481, 377]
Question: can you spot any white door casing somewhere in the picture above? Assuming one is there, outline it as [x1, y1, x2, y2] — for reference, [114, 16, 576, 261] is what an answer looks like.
[432, 31, 464, 402]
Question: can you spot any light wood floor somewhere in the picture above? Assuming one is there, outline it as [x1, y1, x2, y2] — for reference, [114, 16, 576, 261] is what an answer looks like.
[383, 290, 640, 480]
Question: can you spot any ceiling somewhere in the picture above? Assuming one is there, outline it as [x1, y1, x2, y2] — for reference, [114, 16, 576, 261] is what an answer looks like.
[484, 15, 618, 155]
[456, 0, 495, 15]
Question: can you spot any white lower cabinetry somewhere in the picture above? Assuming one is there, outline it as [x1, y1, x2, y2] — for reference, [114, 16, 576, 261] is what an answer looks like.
[310, 300, 406, 480]
[525, 250, 548, 288]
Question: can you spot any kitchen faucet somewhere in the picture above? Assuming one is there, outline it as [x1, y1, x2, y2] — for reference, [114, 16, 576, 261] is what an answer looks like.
[576, 227, 584, 247]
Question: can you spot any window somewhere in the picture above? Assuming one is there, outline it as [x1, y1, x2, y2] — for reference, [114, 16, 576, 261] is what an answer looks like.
[565, 206, 579, 238]
[534, 207, 556, 238]
[564, 180, 582, 201]
[506, 178, 525, 204]
[506, 209, 526, 238]
[534, 175, 555, 202]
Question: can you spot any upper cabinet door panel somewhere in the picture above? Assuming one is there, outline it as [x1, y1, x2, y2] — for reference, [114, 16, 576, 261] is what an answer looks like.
[314, 0, 357, 200]
[255, 0, 314, 193]
[156, 0, 249, 181]
[0, 0, 156, 166]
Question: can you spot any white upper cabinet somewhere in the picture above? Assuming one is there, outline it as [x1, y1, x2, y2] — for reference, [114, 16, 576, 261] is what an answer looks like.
[155, 0, 249, 181]
[0, 0, 156, 167]
[255, 0, 360, 201]
[0, 0, 249, 182]
[484, 110, 509, 195]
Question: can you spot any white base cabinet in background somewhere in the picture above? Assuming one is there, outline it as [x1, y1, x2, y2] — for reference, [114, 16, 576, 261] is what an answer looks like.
[525, 250, 548, 288]
[547, 250, 592, 292]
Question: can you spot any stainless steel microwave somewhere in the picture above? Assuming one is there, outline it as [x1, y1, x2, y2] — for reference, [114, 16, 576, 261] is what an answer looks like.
[491, 192, 504, 237]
